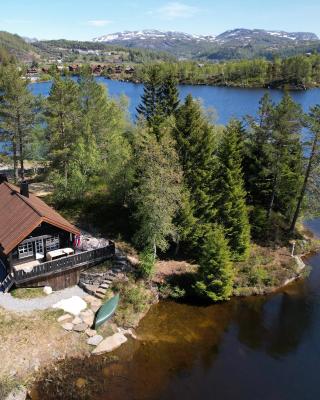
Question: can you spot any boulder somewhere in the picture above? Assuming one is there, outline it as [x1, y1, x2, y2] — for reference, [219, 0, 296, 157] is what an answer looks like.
[57, 314, 72, 323]
[92, 333, 127, 355]
[85, 329, 97, 337]
[72, 316, 83, 325]
[61, 322, 73, 331]
[87, 335, 103, 346]
[73, 323, 88, 332]
[52, 296, 87, 316]
[82, 315, 94, 327]
[43, 286, 53, 295]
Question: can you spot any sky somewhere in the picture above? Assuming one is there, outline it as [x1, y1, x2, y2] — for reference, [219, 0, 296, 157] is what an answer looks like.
[1, 0, 320, 40]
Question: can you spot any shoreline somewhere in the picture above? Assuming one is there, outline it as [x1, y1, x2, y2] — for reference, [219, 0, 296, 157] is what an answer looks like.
[2, 227, 319, 398]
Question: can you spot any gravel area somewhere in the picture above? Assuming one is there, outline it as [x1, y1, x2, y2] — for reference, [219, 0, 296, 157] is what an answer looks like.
[0, 286, 86, 312]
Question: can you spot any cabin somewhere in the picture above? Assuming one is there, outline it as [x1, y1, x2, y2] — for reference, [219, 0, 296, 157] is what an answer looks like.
[124, 66, 135, 74]
[0, 180, 115, 292]
[68, 64, 80, 73]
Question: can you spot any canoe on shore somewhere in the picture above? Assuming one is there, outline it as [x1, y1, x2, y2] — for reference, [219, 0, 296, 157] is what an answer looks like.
[94, 293, 120, 329]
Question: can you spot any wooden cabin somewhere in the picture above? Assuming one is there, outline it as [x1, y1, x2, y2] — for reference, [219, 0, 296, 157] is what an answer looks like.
[0, 180, 114, 291]
[0, 180, 79, 274]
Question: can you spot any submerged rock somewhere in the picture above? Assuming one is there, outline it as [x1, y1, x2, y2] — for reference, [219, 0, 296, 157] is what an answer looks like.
[92, 333, 127, 355]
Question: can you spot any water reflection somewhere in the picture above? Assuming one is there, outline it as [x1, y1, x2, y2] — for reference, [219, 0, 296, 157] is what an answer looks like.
[34, 229, 320, 400]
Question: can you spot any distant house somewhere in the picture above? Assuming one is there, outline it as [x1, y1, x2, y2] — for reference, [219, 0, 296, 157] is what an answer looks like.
[124, 66, 135, 74]
[0, 179, 114, 292]
[26, 67, 38, 76]
[114, 65, 123, 74]
[68, 64, 80, 73]
[92, 64, 103, 75]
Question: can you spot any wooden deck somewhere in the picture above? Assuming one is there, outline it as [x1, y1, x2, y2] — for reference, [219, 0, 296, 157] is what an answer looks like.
[0, 241, 115, 291]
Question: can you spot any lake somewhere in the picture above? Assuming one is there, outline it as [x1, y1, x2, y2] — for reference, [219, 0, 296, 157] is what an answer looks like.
[29, 78, 320, 124]
[1, 79, 320, 154]
[33, 219, 320, 400]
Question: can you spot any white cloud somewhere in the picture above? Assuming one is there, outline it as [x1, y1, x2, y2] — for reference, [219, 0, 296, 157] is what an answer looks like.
[87, 20, 113, 27]
[150, 2, 199, 20]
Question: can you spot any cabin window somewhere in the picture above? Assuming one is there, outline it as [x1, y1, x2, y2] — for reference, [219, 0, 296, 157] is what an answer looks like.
[46, 235, 60, 251]
[18, 242, 33, 259]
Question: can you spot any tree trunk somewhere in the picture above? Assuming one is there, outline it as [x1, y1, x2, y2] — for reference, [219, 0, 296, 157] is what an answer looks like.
[267, 172, 278, 219]
[18, 130, 25, 180]
[12, 140, 18, 183]
[290, 131, 319, 232]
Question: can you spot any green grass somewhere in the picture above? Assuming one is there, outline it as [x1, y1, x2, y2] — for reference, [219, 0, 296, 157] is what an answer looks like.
[11, 287, 46, 299]
[0, 375, 22, 399]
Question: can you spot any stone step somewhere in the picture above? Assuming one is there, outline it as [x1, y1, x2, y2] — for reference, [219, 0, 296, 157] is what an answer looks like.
[94, 292, 105, 300]
[96, 288, 107, 295]
[100, 283, 109, 289]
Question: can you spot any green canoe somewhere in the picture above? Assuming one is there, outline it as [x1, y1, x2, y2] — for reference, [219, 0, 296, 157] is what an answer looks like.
[94, 293, 120, 329]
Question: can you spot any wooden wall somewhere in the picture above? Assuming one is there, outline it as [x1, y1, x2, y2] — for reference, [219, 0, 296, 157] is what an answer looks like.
[17, 268, 81, 290]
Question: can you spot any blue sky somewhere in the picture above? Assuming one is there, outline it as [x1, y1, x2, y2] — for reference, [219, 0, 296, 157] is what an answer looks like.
[1, 0, 320, 40]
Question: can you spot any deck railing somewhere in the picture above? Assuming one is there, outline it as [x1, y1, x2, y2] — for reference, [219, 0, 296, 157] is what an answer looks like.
[13, 242, 115, 284]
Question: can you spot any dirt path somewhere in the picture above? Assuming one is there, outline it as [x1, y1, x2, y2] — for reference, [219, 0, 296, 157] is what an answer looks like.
[0, 286, 86, 312]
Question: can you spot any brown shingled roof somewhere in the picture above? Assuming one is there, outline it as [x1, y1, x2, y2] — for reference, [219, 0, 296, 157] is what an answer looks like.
[0, 182, 80, 255]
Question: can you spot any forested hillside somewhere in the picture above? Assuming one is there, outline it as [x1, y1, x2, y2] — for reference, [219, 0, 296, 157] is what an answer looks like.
[1, 63, 320, 300]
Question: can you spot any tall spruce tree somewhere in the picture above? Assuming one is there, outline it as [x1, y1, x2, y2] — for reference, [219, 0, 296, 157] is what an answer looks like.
[136, 65, 163, 129]
[215, 119, 251, 260]
[244, 93, 274, 208]
[290, 105, 320, 232]
[195, 224, 234, 302]
[266, 93, 304, 220]
[0, 64, 36, 181]
[160, 74, 180, 117]
[173, 95, 222, 257]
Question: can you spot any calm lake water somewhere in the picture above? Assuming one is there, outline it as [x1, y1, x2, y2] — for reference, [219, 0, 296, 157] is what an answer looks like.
[1, 79, 320, 153]
[29, 78, 320, 124]
[33, 219, 320, 400]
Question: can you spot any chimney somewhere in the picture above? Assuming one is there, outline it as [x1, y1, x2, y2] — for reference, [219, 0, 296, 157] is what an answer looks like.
[0, 174, 8, 184]
[20, 180, 29, 198]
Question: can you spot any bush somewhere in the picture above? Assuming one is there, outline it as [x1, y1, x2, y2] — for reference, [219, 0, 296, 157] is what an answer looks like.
[138, 248, 155, 279]
[112, 279, 154, 327]
[158, 283, 186, 299]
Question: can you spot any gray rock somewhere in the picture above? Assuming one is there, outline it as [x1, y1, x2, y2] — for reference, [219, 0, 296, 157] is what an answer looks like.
[85, 328, 97, 337]
[61, 322, 73, 331]
[73, 323, 88, 332]
[72, 316, 82, 325]
[87, 335, 103, 346]
[92, 333, 127, 355]
[57, 314, 72, 323]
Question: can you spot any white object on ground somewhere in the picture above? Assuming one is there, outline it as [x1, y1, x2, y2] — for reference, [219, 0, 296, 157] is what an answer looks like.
[43, 286, 53, 295]
[52, 296, 87, 316]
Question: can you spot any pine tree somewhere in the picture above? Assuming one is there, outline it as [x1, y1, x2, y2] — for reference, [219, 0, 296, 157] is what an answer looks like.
[174, 95, 218, 225]
[266, 93, 304, 220]
[136, 65, 163, 128]
[244, 93, 274, 208]
[160, 74, 180, 117]
[215, 119, 251, 260]
[195, 224, 234, 302]
[0, 64, 36, 181]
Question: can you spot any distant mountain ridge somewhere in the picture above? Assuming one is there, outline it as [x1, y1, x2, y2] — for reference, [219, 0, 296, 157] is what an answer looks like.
[93, 28, 320, 60]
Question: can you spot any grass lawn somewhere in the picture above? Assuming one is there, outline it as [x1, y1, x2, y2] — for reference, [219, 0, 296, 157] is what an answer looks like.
[11, 287, 47, 299]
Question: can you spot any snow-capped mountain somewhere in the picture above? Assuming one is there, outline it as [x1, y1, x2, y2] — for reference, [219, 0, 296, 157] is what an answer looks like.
[93, 29, 216, 43]
[92, 28, 319, 59]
